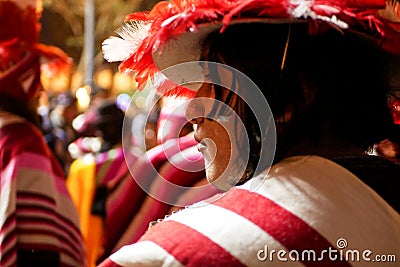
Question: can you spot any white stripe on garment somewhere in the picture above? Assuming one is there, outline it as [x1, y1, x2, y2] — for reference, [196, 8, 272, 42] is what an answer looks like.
[165, 202, 304, 267]
[242, 156, 400, 266]
[110, 240, 184, 267]
[1, 152, 70, 195]
[0, 180, 15, 226]
[1, 174, 82, 262]
[17, 167, 70, 199]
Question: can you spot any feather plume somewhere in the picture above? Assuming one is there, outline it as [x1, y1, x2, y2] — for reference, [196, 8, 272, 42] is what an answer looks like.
[102, 21, 150, 62]
[103, 0, 400, 95]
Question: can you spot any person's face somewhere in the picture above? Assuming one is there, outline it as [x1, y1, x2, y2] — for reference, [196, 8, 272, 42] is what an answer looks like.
[186, 83, 232, 186]
[185, 73, 250, 190]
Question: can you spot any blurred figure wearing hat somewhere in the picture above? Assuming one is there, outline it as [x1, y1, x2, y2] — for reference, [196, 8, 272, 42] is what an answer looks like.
[0, 0, 86, 266]
[67, 100, 135, 267]
[98, 0, 400, 266]
[44, 92, 80, 173]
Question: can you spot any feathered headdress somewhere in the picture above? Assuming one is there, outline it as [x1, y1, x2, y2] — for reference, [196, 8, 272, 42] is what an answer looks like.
[103, 0, 400, 93]
[0, 0, 72, 103]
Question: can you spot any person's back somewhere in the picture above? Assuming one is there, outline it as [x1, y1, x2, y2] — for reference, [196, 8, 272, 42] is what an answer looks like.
[101, 155, 399, 266]
[67, 101, 133, 267]
[0, 1, 85, 266]
[0, 112, 85, 266]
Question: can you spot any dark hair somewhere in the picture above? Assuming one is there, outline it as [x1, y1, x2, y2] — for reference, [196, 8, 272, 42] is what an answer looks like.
[201, 23, 395, 181]
[94, 101, 125, 152]
[0, 94, 41, 126]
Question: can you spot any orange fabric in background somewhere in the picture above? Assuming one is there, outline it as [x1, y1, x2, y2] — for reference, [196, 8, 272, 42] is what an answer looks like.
[67, 155, 103, 267]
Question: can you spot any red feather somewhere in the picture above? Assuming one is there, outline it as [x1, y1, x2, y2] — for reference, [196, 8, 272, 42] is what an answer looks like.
[0, 2, 39, 71]
[0, 1, 72, 75]
[104, 0, 400, 95]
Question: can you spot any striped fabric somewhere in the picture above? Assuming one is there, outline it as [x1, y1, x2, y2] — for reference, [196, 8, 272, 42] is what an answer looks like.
[0, 114, 85, 267]
[67, 146, 134, 267]
[110, 145, 222, 253]
[95, 148, 127, 186]
[97, 133, 204, 262]
[98, 156, 400, 267]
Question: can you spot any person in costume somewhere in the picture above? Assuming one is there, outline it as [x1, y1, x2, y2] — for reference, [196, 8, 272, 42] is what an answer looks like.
[0, 0, 86, 266]
[67, 100, 133, 267]
[99, 0, 400, 266]
[45, 92, 80, 173]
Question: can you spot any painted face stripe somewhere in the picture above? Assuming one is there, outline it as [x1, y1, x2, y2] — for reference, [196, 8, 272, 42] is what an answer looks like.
[213, 188, 352, 267]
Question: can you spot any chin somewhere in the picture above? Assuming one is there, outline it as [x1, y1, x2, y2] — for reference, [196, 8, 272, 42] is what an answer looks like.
[205, 165, 234, 191]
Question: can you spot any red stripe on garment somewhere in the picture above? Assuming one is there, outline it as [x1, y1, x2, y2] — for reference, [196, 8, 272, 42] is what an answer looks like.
[16, 201, 82, 244]
[16, 216, 80, 246]
[140, 220, 246, 267]
[16, 210, 83, 261]
[98, 258, 123, 267]
[18, 244, 81, 266]
[0, 123, 47, 167]
[214, 188, 352, 267]
[17, 191, 56, 206]
[0, 122, 65, 177]
[18, 191, 82, 230]
[1, 213, 81, 264]
[96, 149, 125, 185]
[0, 212, 16, 235]
[0, 248, 16, 267]
[1, 230, 79, 267]
[17, 228, 81, 261]
[0, 229, 17, 266]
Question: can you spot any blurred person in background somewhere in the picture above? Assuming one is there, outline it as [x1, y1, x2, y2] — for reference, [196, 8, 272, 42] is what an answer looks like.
[45, 92, 80, 173]
[67, 100, 133, 267]
[67, 87, 112, 159]
[0, 0, 85, 266]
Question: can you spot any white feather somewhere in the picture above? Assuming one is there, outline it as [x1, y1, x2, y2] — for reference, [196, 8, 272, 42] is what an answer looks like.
[102, 21, 151, 62]
[102, 37, 132, 62]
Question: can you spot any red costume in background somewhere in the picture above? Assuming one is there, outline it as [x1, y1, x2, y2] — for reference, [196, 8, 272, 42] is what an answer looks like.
[0, 112, 85, 266]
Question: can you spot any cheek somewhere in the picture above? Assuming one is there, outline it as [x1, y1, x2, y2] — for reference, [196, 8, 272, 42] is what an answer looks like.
[201, 121, 232, 178]
[205, 121, 231, 162]
[213, 123, 231, 147]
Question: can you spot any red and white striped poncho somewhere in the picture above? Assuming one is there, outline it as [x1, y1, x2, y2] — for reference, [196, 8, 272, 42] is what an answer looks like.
[98, 155, 400, 267]
[0, 112, 86, 267]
